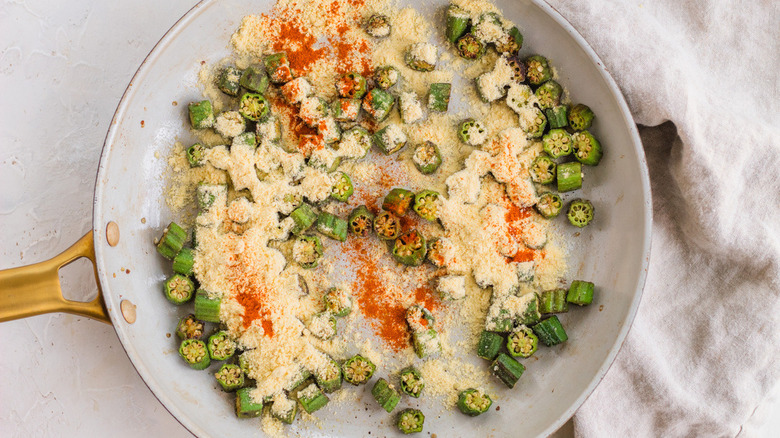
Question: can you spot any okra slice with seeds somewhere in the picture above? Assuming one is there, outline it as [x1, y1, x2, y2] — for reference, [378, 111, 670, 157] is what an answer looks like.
[456, 34, 486, 60]
[207, 330, 236, 361]
[215, 364, 245, 392]
[331, 98, 361, 122]
[405, 42, 437, 72]
[164, 274, 195, 305]
[342, 354, 376, 385]
[412, 141, 442, 174]
[293, 235, 324, 268]
[495, 26, 523, 54]
[406, 304, 436, 331]
[518, 106, 547, 139]
[348, 205, 374, 237]
[362, 88, 395, 121]
[533, 315, 568, 346]
[545, 105, 569, 129]
[194, 289, 221, 322]
[290, 203, 318, 235]
[557, 162, 583, 192]
[506, 55, 528, 84]
[540, 288, 569, 314]
[534, 80, 563, 110]
[536, 192, 563, 219]
[568, 103, 595, 131]
[315, 359, 343, 393]
[507, 325, 539, 358]
[525, 55, 553, 85]
[270, 394, 298, 424]
[383, 188, 415, 216]
[296, 383, 329, 413]
[264, 52, 293, 84]
[392, 230, 428, 266]
[337, 126, 373, 158]
[172, 247, 195, 276]
[235, 387, 263, 418]
[399, 366, 424, 398]
[239, 64, 269, 94]
[397, 408, 425, 434]
[188, 100, 214, 129]
[458, 119, 488, 146]
[492, 353, 525, 388]
[426, 238, 445, 267]
[529, 154, 557, 184]
[446, 4, 470, 43]
[335, 72, 368, 99]
[179, 339, 210, 370]
[375, 65, 400, 89]
[568, 280, 595, 306]
[365, 14, 392, 38]
[316, 212, 348, 242]
[413, 328, 441, 358]
[323, 287, 353, 317]
[399, 91, 424, 124]
[176, 314, 205, 340]
[457, 389, 493, 416]
[572, 131, 603, 166]
[372, 378, 401, 413]
[373, 124, 408, 155]
[428, 83, 451, 112]
[308, 311, 337, 340]
[477, 330, 503, 361]
[374, 211, 401, 241]
[156, 222, 187, 259]
[413, 190, 439, 221]
[330, 171, 354, 202]
[543, 129, 573, 158]
[186, 143, 206, 167]
[218, 66, 242, 96]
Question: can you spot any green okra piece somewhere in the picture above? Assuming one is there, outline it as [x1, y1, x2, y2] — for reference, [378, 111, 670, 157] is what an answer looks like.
[290, 203, 318, 235]
[256, 114, 283, 143]
[264, 52, 293, 84]
[397, 408, 425, 434]
[486, 302, 514, 333]
[372, 378, 401, 413]
[172, 247, 195, 276]
[335, 72, 368, 99]
[194, 289, 221, 323]
[392, 230, 428, 267]
[477, 330, 503, 361]
[362, 88, 395, 121]
[445, 4, 470, 43]
[533, 315, 568, 346]
[517, 293, 542, 325]
[270, 394, 298, 424]
[365, 14, 392, 38]
[525, 55, 553, 85]
[218, 66, 242, 96]
[207, 330, 236, 361]
[374, 65, 400, 89]
[540, 288, 569, 314]
[520, 106, 547, 139]
[374, 211, 401, 241]
[338, 126, 373, 158]
[188, 100, 214, 129]
[348, 205, 374, 237]
[413, 190, 439, 221]
[215, 364, 245, 392]
[284, 366, 313, 392]
[176, 313, 205, 340]
[413, 328, 441, 359]
[406, 304, 436, 331]
[316, 212, 348, 242]
[426, 238, 445, 267]
[239, 64, 269, 94]
[318, 117, 342, 144]
[235, 387, 263, 418]
[572, 131, 603, 166]
[543, 128, 573, 158]
[186, 143, 206, 167]
[164, 274, 195, 305]
[234, 132, 257, 149]
[568, 103, 595, 131]
[568, 280, 595, 305]
[342, 354, 376, 385]
[458, 119, 488, 146]
[293, 235, 324, 269]
[238, 351, 257, 379]
[535, 80, 563, 110]
[412, 141, 442, 174]
[178, 339, 210, 370]
[330, 171, 354, 202]
[456, 34, 486, 60]
[557, 162, 583, 192]
[373, 124, 408, 155]
[491, 353, 525, 388]
[296, 383, 330, 414]
[507, 325, 539, 358]
[315, 359, 343, 393]
[457, 388, 493, 416]
[324, 287, 353, 317]
[331, 98, 361, 122]
[308, 311, 337, 340]
[382, 188, 415, 216]
[495, 26, 523, 54]
[399, 366, 424, 398]
[428, 83, 451, 112]
[405, 43, 437, 72]
[156, 222, 187, 259]
[545, 105, 569, 129]
[529, 154, 557, 184]
[239, 93, 270, 122]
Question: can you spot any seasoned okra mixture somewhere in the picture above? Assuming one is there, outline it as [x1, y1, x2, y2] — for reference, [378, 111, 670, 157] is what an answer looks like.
[159, 0, 601, 435]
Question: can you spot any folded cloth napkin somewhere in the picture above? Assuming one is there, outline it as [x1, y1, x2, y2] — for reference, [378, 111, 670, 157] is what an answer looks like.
[543, 0, 780, 436]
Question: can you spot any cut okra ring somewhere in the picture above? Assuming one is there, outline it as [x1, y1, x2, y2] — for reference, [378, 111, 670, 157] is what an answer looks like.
[567, 198, 594, 227]
[457, 388, 493, 416]
[399, 366, 425, 398]
[348, 205, 374, 237]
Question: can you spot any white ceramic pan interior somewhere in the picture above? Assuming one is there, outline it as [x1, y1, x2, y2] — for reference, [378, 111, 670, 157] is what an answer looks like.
[92, 0, 651, 436]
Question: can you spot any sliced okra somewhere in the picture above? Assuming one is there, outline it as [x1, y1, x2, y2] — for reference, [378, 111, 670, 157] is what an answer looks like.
[458, 119, 488, 146]
[373, 124, 408, 155]
[426, 238, 445, 267]
[207, 330, 236, 361]
[348, 205, 374, 237]
[316, 212, 348, 241]
[397, 408, 425, 434]
[290, 203, 318, 235]
[214, 111, 246, 138]
[264, 52, 293, 84]
[399, 91, 424, 124]
[362, 88, 395, 121]
[507, 325, 539, 358]
[399, 366, 424, 398]
[281, 77, 313, 104]
[235, 387, 263, 418]
[375, 65, 400, 89]
[382, 188, 415, 216]
[446, 4, 470, 43]
[156, 222, 187, 259]
[495, 26, 523, 54]
[285, 366, 313, 392]
[545, 105, 569, 129]
[342, 354, 376, 385]
[477, 330, 503, 361]
[179, 339, 210, 370]
[374, 211, 401, 241]
[529, 154, 557, 184]
[172, 247, 195, 276]
[412, 141, 442, 174]
[270, 394, 298, 424]
[540, 288, 569, 314]
[557, 162, 583, 192]
[413, 190, 439, 221]
[516, 293, 542, 325]
[506, 55, 528, 84]
[568, 280, 595, 305]
[187, 143, 206, 167]
[256, 115, 282, 143]
[456, 34, 486, 60]
[233, 131, 257, 149]
[324, 287, 353, 317]
[296, 383, 329, 413]
[393, 230, 427, 266]
[315, 358, 343, 393]
[543, 128, 573, 158]
[406, 304, 436, 331]
[215, 364, 245, 392]
[299, 96, 329, 127]
[572, 131, 603, 165]
[239, 64, 269, 94]
[330, 171, 354, 202]
[164, 274, 195, 305]
[405, 42, 437, 72]
[568, 103, 595, 130]
[525, 55, 552, 85]
[372, 378, 401, 413]
[330, 98, 360, 123]
[335, 72, 368, 99]
[365, 14, 392, 38]
[338, 126, 373, 158]
[412, 328, 441, 358]
[457, 388, 493, 416]
[473, 12, 502, 44]
[428, 83, 451, 112]
[491, 353, 525, 388]
[293, 235, 324, 268]
[533, 315, 568, 346]
[176, 313, 205, 340]
[518, 106, 547, 139]
[188, 100, 214, 129]
[534, 80, 563, 110]
[308, 311, 337, 340]
[194, 289, 221, 322]
[218, 66, 242, 96]
[536, 192, 564, 219]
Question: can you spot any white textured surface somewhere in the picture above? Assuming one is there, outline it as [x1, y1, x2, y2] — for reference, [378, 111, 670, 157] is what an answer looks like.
[0, 1, 777, 437]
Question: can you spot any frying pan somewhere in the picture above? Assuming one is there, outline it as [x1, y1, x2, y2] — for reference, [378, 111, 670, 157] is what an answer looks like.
[0, 0, 652, 436]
